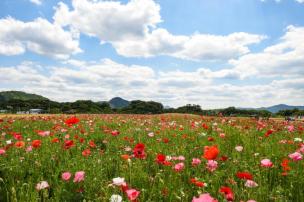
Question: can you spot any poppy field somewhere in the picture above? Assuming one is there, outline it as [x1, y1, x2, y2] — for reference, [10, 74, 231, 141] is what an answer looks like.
[0, 114, 304, 202]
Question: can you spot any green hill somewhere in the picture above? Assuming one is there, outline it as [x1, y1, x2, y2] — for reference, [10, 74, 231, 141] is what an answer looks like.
[0, 91, 48, 101]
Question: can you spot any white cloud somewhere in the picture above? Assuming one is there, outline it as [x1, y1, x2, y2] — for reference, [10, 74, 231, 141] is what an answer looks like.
[1, 59, 303, 108]
[229, 25, 304, 78]
[30, 0, 42, 5]
[53, 0, 161, 41]
[113, 29, 265, 61]
[0, 17, 81, 59]
[54, 0, 265, 61]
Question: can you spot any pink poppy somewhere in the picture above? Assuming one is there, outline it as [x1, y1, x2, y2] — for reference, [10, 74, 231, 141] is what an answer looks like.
[73, 171, 85, 183]
[288, 152, 302, 161]
[0, 148, 6, 155]
[206, 160, 218, 172]
[192, 158, 201, 166]
[260, 159, 273, 167]
[174, 162, 185, 172]
[62, 172, 72, 181]
[245, 180, 258, 188]
[36, 181, 49, 191]
[125, 189, 140, 201]
[192, 193, 218, 202]
[235, 146, 243, 152]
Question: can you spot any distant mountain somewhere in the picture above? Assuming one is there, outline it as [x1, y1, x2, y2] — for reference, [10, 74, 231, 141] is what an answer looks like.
[240, 104, 304, 113]
[109, 97, 129, 109]
[261, 104, 304, 113]
[0, 91, 48, 101]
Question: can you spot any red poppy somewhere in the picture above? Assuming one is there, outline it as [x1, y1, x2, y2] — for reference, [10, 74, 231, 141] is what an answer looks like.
[133, 143, 146, 159]
[12, 132, 23, 140]
[203, 145, 219, 160]
[236, 172, 253, 180]
[156, 153, 166, 163]
[111, 130, 120, 136]
[202, 123, 209, 130]
[51, 138, 59, 143]
[82, 148, 91, 157]
[65, 117, 80, 126]
[32, 140, 41, 148]
[89, 140, 96, 148]
[264, 129, 273, 137]
[15, 141, 25, 148]
[219, 186, 234, 201]
[64, 140, 74, 149]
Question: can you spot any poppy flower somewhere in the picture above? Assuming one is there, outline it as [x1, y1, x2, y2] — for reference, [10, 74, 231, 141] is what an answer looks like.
[73, 171, 85, 183]
[260, 159, 273, 167]
[133, 143, 146, 159]
[15, 141, 25, 148]
[0, 148, 6, 155]
[65, 117, 80, 126]
[64, 140, 74, 149]
[203, 146, 219, 160]
[156, 153, 166, 164]
[174, 162, 184, 172]
[36, 181, 49, 191]
[206, 160, 218, 172]
[32, 140, 41, 149]
[192, 158, 201, 166]
[236, 172, 253, 180]
[288, 152, 302, 161]
[192, 193, 218, 202]
[82, 148, 91, 157]
[219, 186, 234, 201]
[125, 189, 140, 201]
[62, 172, 72, 181]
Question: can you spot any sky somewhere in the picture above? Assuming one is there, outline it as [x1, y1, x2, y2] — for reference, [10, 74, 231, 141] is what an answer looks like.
[0, 0, 304, 109]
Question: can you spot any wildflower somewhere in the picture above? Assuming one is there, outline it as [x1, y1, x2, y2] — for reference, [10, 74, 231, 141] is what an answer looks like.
[73, 171, 85, 183]
[287, 125, 294, 132]
[219, 133, 225, 138]
[245, 180, 258, 188]
[125, 189, 140, 201]
[37, 130, 50, 137]
[192, 193, 218, 202]
[133, 143, 146, 159]
[174, 162, 185, 172]
[156, 153, 166, 164]
[112, 177, 125, 186]
[235, 146, 243, 152]
[62, 172, 72, 181]
[111, 130, 120, 136]
[288, 152, 302, 161]
[36, 181, 49, 191]
[206, 160, 218, 172]
[82, 148, 91, 157]
[219, 186, 234, 201]
[260, 159, 273, 167]
[148, 132, 154, 137]
[0, 148, 5, 155]
[64, 140, 74, 149]
[32, 140, 41, 149]
[26, 146, 33, 152]
[65, 117, 80, 126]
[15, 141, 25, 148]
[192, 158, 201, 166]
[236, 172, 253, 180]
[203, 145, 219, 160]
[110, 194, 122, 202]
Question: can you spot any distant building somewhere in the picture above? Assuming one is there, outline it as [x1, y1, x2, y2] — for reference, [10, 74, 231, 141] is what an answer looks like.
[0, 109, 8, 113]
[29, 109, 44, 114]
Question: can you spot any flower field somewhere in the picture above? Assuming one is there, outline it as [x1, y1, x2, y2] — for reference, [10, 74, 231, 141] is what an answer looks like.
[0, 114, 304, 202]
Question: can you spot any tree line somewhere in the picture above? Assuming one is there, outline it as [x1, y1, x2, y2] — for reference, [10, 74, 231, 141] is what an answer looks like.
[0, 99, 303, 117]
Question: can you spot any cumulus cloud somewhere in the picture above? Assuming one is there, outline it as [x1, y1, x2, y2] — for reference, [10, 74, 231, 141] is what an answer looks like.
[1, 59, 303, 108]
[54, 0, 265, 61]
[0, 17, 81, 59]
[229, 25, 304, 78]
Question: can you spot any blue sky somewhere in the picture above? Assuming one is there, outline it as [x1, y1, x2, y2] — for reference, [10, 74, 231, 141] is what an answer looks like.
[0, 0, 304, 108]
